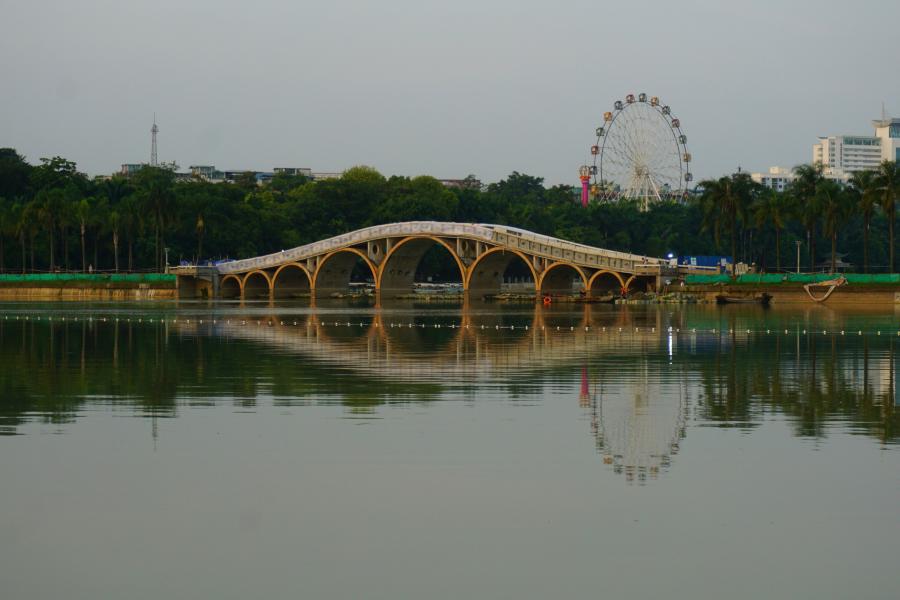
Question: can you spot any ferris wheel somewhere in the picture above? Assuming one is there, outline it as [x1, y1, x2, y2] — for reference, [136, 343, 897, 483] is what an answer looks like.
[589, 93, 691, 210]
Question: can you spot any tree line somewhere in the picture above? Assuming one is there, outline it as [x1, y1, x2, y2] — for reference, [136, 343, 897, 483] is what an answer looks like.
[696, 160, 900, 273]
[2, 146, 900, 277]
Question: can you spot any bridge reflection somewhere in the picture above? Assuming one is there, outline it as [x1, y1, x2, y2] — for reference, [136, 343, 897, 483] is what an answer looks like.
[0, 307, 897, 482]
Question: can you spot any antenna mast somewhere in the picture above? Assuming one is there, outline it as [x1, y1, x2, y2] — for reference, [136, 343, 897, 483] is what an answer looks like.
[151, 114, 158, 166]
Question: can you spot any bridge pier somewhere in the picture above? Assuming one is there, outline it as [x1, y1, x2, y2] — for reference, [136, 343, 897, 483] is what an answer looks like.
[175, 269, 218, 299]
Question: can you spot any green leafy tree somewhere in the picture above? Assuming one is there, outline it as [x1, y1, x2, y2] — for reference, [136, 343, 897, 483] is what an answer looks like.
[875, 160, 900, 273]
[29, 156, 82, 192]
[342, 165, 386, 188]
[0, 149, 33, 199]
[267, 171, 309, 195]
[848, 169, 879, 273]
[234, 171, 259, 191]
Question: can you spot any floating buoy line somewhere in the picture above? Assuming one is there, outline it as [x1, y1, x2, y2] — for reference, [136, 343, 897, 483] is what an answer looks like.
[0, 314, 898, 337]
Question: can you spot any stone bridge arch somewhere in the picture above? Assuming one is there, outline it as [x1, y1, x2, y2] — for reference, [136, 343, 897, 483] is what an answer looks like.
[378, 236, 467, 297]
[625, 274, 653, 293]
[221, 274, 242, 299]
[538, 262, 587, 296]
[588, 270, 626, 296]
[315, 248, 377, 298]
[466, 247, 537, 298]
[243, 270, 272, 300]
[272, 263, 312, 299]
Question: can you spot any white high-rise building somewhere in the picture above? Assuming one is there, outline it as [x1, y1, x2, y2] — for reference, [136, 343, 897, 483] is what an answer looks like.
[752, 108, 899, 190]
[812, 108, 900, 174]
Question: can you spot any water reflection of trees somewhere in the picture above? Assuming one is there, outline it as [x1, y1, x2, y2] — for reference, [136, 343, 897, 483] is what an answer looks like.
[0, 308, 897, 451]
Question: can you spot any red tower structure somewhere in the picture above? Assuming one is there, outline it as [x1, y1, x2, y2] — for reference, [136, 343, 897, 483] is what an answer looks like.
[579, 165, 591, 207]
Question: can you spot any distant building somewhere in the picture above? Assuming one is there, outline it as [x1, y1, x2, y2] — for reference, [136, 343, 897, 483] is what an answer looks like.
[273, 168, 312, 177]
[752, 109, 900, 190]
[189, 165, 216, 178]
[121, 164, 144, 176]
[311, 172, 342, 181]
[438, 178, 481, 189]
[811, 109, 900, 174]
[751, 166, 851, 190]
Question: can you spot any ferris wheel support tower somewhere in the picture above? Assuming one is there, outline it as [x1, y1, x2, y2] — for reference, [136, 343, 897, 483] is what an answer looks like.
[579, 166, 591, 207]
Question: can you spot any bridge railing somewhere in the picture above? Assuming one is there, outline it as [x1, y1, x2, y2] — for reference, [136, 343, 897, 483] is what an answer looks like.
[483, 225, 665, 266]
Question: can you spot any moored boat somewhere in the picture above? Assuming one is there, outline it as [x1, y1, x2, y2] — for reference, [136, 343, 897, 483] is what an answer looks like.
[716, 293, 772, 305]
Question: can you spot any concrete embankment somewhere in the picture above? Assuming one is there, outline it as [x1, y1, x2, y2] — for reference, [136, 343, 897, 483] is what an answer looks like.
[0, 281, 176, 300]
[681, 284, 900, 304]
[0, 275, 177, 300]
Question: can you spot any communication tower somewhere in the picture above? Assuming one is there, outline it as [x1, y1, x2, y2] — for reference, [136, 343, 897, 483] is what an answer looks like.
[150, 114, 158, 166]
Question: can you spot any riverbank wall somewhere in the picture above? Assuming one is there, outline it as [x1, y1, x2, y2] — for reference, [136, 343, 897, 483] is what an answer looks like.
[680, 284, 900, 304]
[0, 274, 177, 300]
[0, 282, 177, 300]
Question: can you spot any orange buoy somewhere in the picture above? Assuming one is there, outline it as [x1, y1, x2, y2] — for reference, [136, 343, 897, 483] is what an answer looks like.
[543, 296, 552, 305]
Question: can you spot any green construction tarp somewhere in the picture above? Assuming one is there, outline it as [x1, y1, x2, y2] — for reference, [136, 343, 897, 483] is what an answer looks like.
[0, 273, 176, 283]
[686, 275, 733, 284]
[690, 273, 900, 284]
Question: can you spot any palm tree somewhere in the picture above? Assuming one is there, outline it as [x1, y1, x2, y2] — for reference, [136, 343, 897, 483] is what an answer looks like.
[752, 190, 795, 271]
[108, 211, 122, 273]
[790, 162, 826, 271]
[12, 202, 28, 274]
[23, 200, 42, 272]
[875, 160, 900, 273]
[0, 198, 9, 273]
[102, 176, 130, 206]
[818, 182, 853, 273]
[34, 189, 65, 271]
[141, 180, 176, 272]
[58, 199, 75, 272]
[119, 195, 142, 271]
[188, 193, 214, 260]
[91, 199, 110, 270]
[848, 169, 879, 273]
[72, 199, 92, 273]
[695, 173, 756, 268]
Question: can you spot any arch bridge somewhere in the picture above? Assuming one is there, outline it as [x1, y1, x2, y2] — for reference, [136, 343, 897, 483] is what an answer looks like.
[172, 222, 677, 299]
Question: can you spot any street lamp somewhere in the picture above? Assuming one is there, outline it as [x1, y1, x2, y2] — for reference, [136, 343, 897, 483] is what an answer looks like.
[795, 241, 802, 274]
[164, 247, 170, 274]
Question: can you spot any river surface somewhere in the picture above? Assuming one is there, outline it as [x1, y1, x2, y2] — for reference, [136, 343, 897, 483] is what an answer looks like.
[1, 300, 899, 599]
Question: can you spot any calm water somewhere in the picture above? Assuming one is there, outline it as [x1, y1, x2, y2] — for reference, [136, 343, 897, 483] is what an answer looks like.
[1, 300, 899, 599]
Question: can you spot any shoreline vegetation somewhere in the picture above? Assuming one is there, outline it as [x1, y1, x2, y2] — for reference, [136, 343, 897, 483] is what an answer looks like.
[2, 148, 899, 283]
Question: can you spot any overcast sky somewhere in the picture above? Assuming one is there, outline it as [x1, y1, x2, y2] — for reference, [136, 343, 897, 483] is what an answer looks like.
[1, 0, 898, 186]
